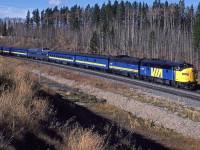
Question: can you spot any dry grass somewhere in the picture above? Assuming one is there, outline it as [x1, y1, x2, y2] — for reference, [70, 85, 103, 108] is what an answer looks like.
[0, 57, 108, 149]
[90, 103, 200, 150]
[35, 121, 108, 150]
[62, 127, 107, 150]
[0, 59, 53, 145]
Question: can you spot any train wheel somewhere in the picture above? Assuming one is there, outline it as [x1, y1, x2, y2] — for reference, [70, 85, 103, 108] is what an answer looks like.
[175, 82, 180, 88]
[187, 84, 196, 90]
[171, 81, 176, 87]
[129, 73, 135, 78]
[140, 76, 144, 80]
[187, 84, 192, 90]
[101, 68, 106, 72]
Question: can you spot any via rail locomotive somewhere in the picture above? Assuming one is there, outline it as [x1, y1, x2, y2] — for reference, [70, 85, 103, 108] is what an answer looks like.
[0, 46, 198, 90]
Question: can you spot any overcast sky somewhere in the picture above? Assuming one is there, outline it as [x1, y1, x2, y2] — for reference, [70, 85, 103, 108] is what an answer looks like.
[0, 0, 199, 18]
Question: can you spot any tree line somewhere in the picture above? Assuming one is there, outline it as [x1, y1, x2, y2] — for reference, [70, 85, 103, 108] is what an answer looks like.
[0, 0, 200, 67]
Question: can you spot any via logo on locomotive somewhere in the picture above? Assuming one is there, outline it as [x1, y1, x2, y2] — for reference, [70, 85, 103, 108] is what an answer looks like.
[151, 68, 163, 78]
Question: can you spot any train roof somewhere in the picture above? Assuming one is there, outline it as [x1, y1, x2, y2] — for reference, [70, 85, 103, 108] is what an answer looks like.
[2, 46, 14, 49]
[37, 50, 51, 53]
[110, 55, 141, 63]
[75, 53, 110, 59]
[141, 58, 193, 67]
[12, 47, 28, 50]
[48, 51, 76, 55]
[28, 48, 43, 51]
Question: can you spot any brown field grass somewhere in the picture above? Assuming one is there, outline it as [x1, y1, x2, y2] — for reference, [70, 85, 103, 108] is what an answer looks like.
[90, 103, 200, 150]
[0, 59, 52, 148]
[61, 127, 107, 150]
[0, 57, 108, 149]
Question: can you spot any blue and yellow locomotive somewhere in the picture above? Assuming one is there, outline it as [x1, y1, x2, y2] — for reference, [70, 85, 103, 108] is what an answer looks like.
[139, 59, 198, 89]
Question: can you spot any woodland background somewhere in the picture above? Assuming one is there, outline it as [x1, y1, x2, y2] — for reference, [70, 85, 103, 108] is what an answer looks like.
[0, 0, 200, 67]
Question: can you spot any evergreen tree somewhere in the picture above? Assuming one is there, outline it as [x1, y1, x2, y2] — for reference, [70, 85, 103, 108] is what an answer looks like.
[69, 5, 80, 30]
[32, 9, 40, 27]
[60, 6, 68, 26]
[142, 3, 149, 28]
[153, 0, 161, 9]
[149, 30, 156, 55]
[41, 10, 45, 28]
[185, 5, 194, 30]
[101, 3, 109, 33]
[7, 20, 13, 36]
[30, 18, 34, 29]
[45, 8, 54, 27]
[193, 3, 200, 50]
[179, 0, 185, 28]
[2, 22, 7, 36]
[164, 1, 169, 8]
[25, 10, 31, 29]
[89, 31, 99, 54]
[92, 4, 100, 26]
[118, 1, 125, 23]
[106, 0, 112, 21]
[172, 4, 180, 27]
[112, 0, 118, 19]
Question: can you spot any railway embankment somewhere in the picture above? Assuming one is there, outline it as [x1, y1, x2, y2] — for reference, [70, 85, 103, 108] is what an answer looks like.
[29, 68, 200, 149]
[31, 69, 200, 139]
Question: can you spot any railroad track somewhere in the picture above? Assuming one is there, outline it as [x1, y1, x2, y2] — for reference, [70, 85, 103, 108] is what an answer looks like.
[5, 55, 200, 102]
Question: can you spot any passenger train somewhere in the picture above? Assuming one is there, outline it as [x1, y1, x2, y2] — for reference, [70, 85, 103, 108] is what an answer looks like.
[0, 46, 198, 90]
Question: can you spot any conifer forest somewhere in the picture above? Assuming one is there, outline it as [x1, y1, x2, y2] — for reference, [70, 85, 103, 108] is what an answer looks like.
[0, 0, 200, 67]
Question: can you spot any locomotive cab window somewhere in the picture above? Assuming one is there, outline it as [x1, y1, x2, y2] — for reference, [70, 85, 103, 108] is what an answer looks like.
[178, 64, 193, 70]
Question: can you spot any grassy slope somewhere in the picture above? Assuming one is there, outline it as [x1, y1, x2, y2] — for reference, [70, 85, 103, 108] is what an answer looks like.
[0, 57, 108, 150]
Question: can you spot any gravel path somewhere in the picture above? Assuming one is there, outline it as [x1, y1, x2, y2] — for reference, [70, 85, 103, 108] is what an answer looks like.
[89, 73, 200, 111]
[32, 70, 200, 140]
